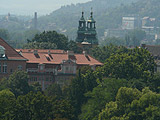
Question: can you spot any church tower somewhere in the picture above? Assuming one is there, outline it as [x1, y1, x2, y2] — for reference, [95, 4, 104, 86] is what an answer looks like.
[76, 11, 86, 43]
[76, 9, 98, 46]
[86, 9, 98, 45]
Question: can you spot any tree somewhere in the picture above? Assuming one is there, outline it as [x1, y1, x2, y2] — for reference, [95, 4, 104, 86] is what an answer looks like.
[79, 78, 127, 120]
[99, 87, 160, 120]
[51, 99, 75, 120]
[45, 83, 62, 98]
[68, 40, 82, 53]
[0, 29, 10, 40]
[0, 89, 16, 120]
[7, 71, 31, 97]
[91, 44, 128, 63]
[101, 37, 126, 46]
[31, 31, 69, 50]
[69, 70, 86, 117]
[102, 47, 155, 79]
[148, 72, 160, 93]
[16, 91, 52, 120]
[126, 29, 146, 47]
[23, 42, 57, 49]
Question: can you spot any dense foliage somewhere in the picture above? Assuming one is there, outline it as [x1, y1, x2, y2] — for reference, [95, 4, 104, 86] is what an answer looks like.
[23, 30, 82, 53]
[0, 45, 160, 120]
[99, 87, 160, 120]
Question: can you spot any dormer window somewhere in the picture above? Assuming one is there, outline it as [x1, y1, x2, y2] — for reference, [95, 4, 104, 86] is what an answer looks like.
[0, 45, 5, 58]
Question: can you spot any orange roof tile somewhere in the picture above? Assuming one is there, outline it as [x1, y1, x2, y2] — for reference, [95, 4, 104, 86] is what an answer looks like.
[16, 49, 65, 54]
[19, 49, 102, 66]
[0, 38, 27, 60]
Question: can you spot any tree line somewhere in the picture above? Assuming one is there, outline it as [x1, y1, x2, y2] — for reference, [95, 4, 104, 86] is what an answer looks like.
[0, 44, 160, 120]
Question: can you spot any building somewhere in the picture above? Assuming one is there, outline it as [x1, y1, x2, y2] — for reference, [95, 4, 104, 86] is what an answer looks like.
[0, 38, 27, 79]
[141, 44, 160, 72]
[16, 49, 102, 90]
[104, 29, 127, 38]
[76, 11, 98, 46]
[122, 15, 141, 30]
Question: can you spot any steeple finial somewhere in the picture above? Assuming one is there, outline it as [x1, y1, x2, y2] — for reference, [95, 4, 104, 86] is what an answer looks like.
[82, 11, 84, 17]
[91, 7, 93, 17]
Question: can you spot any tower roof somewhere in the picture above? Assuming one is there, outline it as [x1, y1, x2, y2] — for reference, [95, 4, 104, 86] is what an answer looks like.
[87, 8, 95, 22]
[80, 11, 85, 21]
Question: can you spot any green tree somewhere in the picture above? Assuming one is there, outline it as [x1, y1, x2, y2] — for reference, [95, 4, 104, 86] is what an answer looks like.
[23, 42, 57, 49]
[0, 29, 10, 40]
[79, 78, 127, 120]
[16, 91, 52, 120]
[148, 72, 160, 93]
[31, 31, 69, 50]
[91, 44, 128, 63]
[68, 40, 82, 53]
[0, 89, 16, 120]
[45, 83, 62, 98]
[51, 99, 75, 120]
[69, 70, 86, 117]
[103, 47, 155, 79]
[7, 71, 31, 97]
[101, 37, 126, 46]
[99, 87, 160, 120]
[126, 29, 146, 47]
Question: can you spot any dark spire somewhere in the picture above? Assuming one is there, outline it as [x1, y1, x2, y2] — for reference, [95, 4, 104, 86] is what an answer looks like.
[91, 7, 93, 18]
[82, 11, 84, 18]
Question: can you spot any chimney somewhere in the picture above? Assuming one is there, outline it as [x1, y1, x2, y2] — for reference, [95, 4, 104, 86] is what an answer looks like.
[83, 51, 87, 56]
[48, 50, 51, 55]
[34, 12, 37, 29]
[33, 50, 38, 55]
[67, 51, 74, 56]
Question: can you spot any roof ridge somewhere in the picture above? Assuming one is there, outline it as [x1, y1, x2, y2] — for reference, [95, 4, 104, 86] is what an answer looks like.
[0, 38, 27, 60]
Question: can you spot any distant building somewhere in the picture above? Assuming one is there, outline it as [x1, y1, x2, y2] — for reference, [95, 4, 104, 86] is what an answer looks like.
[0, 38, 27, 79]
[141, 44, 160, 72]
[34, 12, 38, 29]
[16, 49, 102, 90]
[122, 15, 141, 30]
[76, 10, 98, 46]
[104, 29, 127, 38]
[142, 17, 157, 27]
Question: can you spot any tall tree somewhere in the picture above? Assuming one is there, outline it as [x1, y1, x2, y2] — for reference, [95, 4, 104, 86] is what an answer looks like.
[0, 89, 16, 119]
[79, 78, 127, 120]
[0, 29, 10, 40]
[31, 31, 69, 50]
[7, 71, 31, 97]
[99, 87, 160, 120]
[102, 47, 155, 79]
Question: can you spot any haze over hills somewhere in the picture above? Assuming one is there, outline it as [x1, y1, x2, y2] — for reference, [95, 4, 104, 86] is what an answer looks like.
[1, 0, 160, 47]
[38, 0, 140, 39]
[0, 0, 91, 15]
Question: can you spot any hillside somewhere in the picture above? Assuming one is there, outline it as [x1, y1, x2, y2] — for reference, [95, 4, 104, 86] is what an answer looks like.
[1, 0, 160, 46]
[38, 0, 139, 39]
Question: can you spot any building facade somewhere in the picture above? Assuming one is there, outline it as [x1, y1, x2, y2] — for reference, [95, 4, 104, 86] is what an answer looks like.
[16, 49, 102, 90]
[0, 38, 27, 79]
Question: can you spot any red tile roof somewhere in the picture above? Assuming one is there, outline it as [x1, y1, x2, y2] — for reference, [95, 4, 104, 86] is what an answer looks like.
[16, 49, 65, 54]
[0, 38, 27, 60]
[16, 49, 102, 66]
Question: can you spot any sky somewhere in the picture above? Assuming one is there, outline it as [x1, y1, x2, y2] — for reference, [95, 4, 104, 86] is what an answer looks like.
[0, 0, 91, 16]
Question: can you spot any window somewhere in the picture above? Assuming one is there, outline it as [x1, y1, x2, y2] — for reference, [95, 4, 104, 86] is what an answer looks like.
[66, 67, 69, 71]
[0, 63, 1, 73]
[3, 63, 7, 73]
[18, 65, 22, 70]
[10, 69, 13, 73]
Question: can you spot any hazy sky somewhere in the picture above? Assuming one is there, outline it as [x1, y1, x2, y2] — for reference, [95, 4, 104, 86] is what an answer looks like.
[0, 0, 91, 16]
